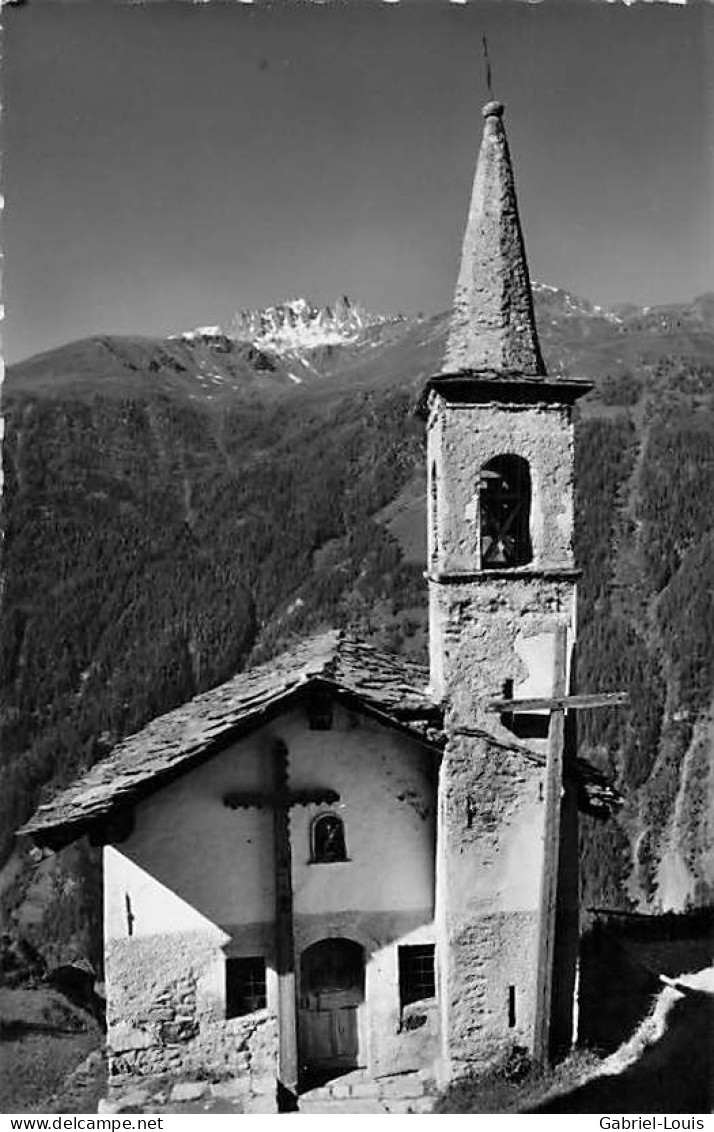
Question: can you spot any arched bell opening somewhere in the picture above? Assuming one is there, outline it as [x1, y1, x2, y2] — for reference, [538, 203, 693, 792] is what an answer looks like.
[479, 454, 533, 569]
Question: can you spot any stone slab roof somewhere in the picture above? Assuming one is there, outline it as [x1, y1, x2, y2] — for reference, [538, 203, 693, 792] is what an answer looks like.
[18, 631, 445, 849]
[19, 629, 622, 850]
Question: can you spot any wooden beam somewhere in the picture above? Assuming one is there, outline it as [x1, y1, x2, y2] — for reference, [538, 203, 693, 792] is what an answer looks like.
[272, 740, 299, 1102]
[223, 752, 341, 1104]
[533, 625, 568, 1066]
[487, 691, 629, 714]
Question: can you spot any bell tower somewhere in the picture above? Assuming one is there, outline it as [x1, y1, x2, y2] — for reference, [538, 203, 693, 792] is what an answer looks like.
[427, 101, 591, 1077]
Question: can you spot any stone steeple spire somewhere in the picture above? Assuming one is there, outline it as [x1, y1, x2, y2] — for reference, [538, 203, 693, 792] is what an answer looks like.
[442, 101, 546, 376]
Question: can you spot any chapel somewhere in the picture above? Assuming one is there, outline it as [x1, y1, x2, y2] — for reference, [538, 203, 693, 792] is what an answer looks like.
[21, 100, 604, 1107]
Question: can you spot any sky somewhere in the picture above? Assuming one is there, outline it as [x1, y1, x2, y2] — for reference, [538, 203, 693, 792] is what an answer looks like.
[4, 0, 713, 363]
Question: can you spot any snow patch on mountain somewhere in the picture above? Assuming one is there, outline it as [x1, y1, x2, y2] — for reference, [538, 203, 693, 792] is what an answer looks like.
[169, 326, 226, 342]
[532, 281, 624, 326]
[228, 296, 410, 353]
[172, 297, 410, 355]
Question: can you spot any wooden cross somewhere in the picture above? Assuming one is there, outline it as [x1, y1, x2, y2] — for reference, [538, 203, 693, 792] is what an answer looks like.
[486, 625, 628, 1065]
[224, 738, 339, 1102]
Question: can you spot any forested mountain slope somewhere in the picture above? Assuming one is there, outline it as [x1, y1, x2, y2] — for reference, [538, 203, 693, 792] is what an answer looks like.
[1, 289, 712, 964]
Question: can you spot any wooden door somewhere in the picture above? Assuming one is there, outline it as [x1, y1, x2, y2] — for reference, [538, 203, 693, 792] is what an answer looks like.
[299, 939, 365, 1076]
[299, 989, 360, 1066]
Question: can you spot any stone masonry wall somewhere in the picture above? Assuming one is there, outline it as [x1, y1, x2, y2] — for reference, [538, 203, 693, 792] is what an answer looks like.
[428, 389, 579, 1078]
[430, 576, 576, 728]
[428, 398, 575, 577]
[432, 580, 575, 1078]
[436, 732, 544, 1076]
[105, 932, 277, 1092]
[427, 395, 577, 705]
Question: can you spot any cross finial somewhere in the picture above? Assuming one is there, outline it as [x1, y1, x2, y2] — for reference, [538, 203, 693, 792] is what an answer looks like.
[482, 35, 494, 100]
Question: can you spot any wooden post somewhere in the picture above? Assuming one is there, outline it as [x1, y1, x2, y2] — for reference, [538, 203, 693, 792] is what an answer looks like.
[479, 649, 628, 1063]
[272, 739, 298, 1100]
[533, 624, 568, 1066]
[223, 761, 339, 1105]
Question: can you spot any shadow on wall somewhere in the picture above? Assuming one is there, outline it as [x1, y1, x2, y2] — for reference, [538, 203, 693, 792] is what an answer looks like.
[530, 972, 713, 1114]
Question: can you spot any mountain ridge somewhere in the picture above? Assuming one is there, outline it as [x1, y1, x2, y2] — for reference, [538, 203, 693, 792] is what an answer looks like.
[11, 286, 714, 396]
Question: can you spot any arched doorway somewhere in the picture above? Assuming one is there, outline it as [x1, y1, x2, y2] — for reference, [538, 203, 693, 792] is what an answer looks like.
[298, 938, 365, 1083]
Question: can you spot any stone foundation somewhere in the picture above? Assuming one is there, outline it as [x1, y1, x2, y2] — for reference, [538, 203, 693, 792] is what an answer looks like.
[100, 1073, 277, 1115]
[444, 910, 539, 1076]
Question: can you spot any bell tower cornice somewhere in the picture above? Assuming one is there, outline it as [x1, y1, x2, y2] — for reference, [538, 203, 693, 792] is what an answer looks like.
[418, 373, 592, 418]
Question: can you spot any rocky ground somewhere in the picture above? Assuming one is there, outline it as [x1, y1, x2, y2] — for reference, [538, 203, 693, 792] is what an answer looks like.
[46, 1050, 107, 1114]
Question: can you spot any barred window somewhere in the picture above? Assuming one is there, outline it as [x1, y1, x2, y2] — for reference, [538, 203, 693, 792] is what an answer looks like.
[226, 956, 266, 1018]
[398, 944, 436, 1008]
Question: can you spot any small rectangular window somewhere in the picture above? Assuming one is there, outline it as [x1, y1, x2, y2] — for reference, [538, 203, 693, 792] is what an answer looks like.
[226, 956, 266, 1018]
[398, 944, 436, 1008]
[306, 686, 334, 730]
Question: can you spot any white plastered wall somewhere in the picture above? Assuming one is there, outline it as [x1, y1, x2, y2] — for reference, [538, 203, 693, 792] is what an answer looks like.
[103, 703, 439, 1079]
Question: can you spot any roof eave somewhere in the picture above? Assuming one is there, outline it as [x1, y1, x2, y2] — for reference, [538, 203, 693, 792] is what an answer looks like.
[18, 676, 443, 852]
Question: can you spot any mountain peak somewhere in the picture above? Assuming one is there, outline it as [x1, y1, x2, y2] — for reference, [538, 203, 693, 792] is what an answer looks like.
[226, 296, 402, 353]
[171, 297, 409, 356]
